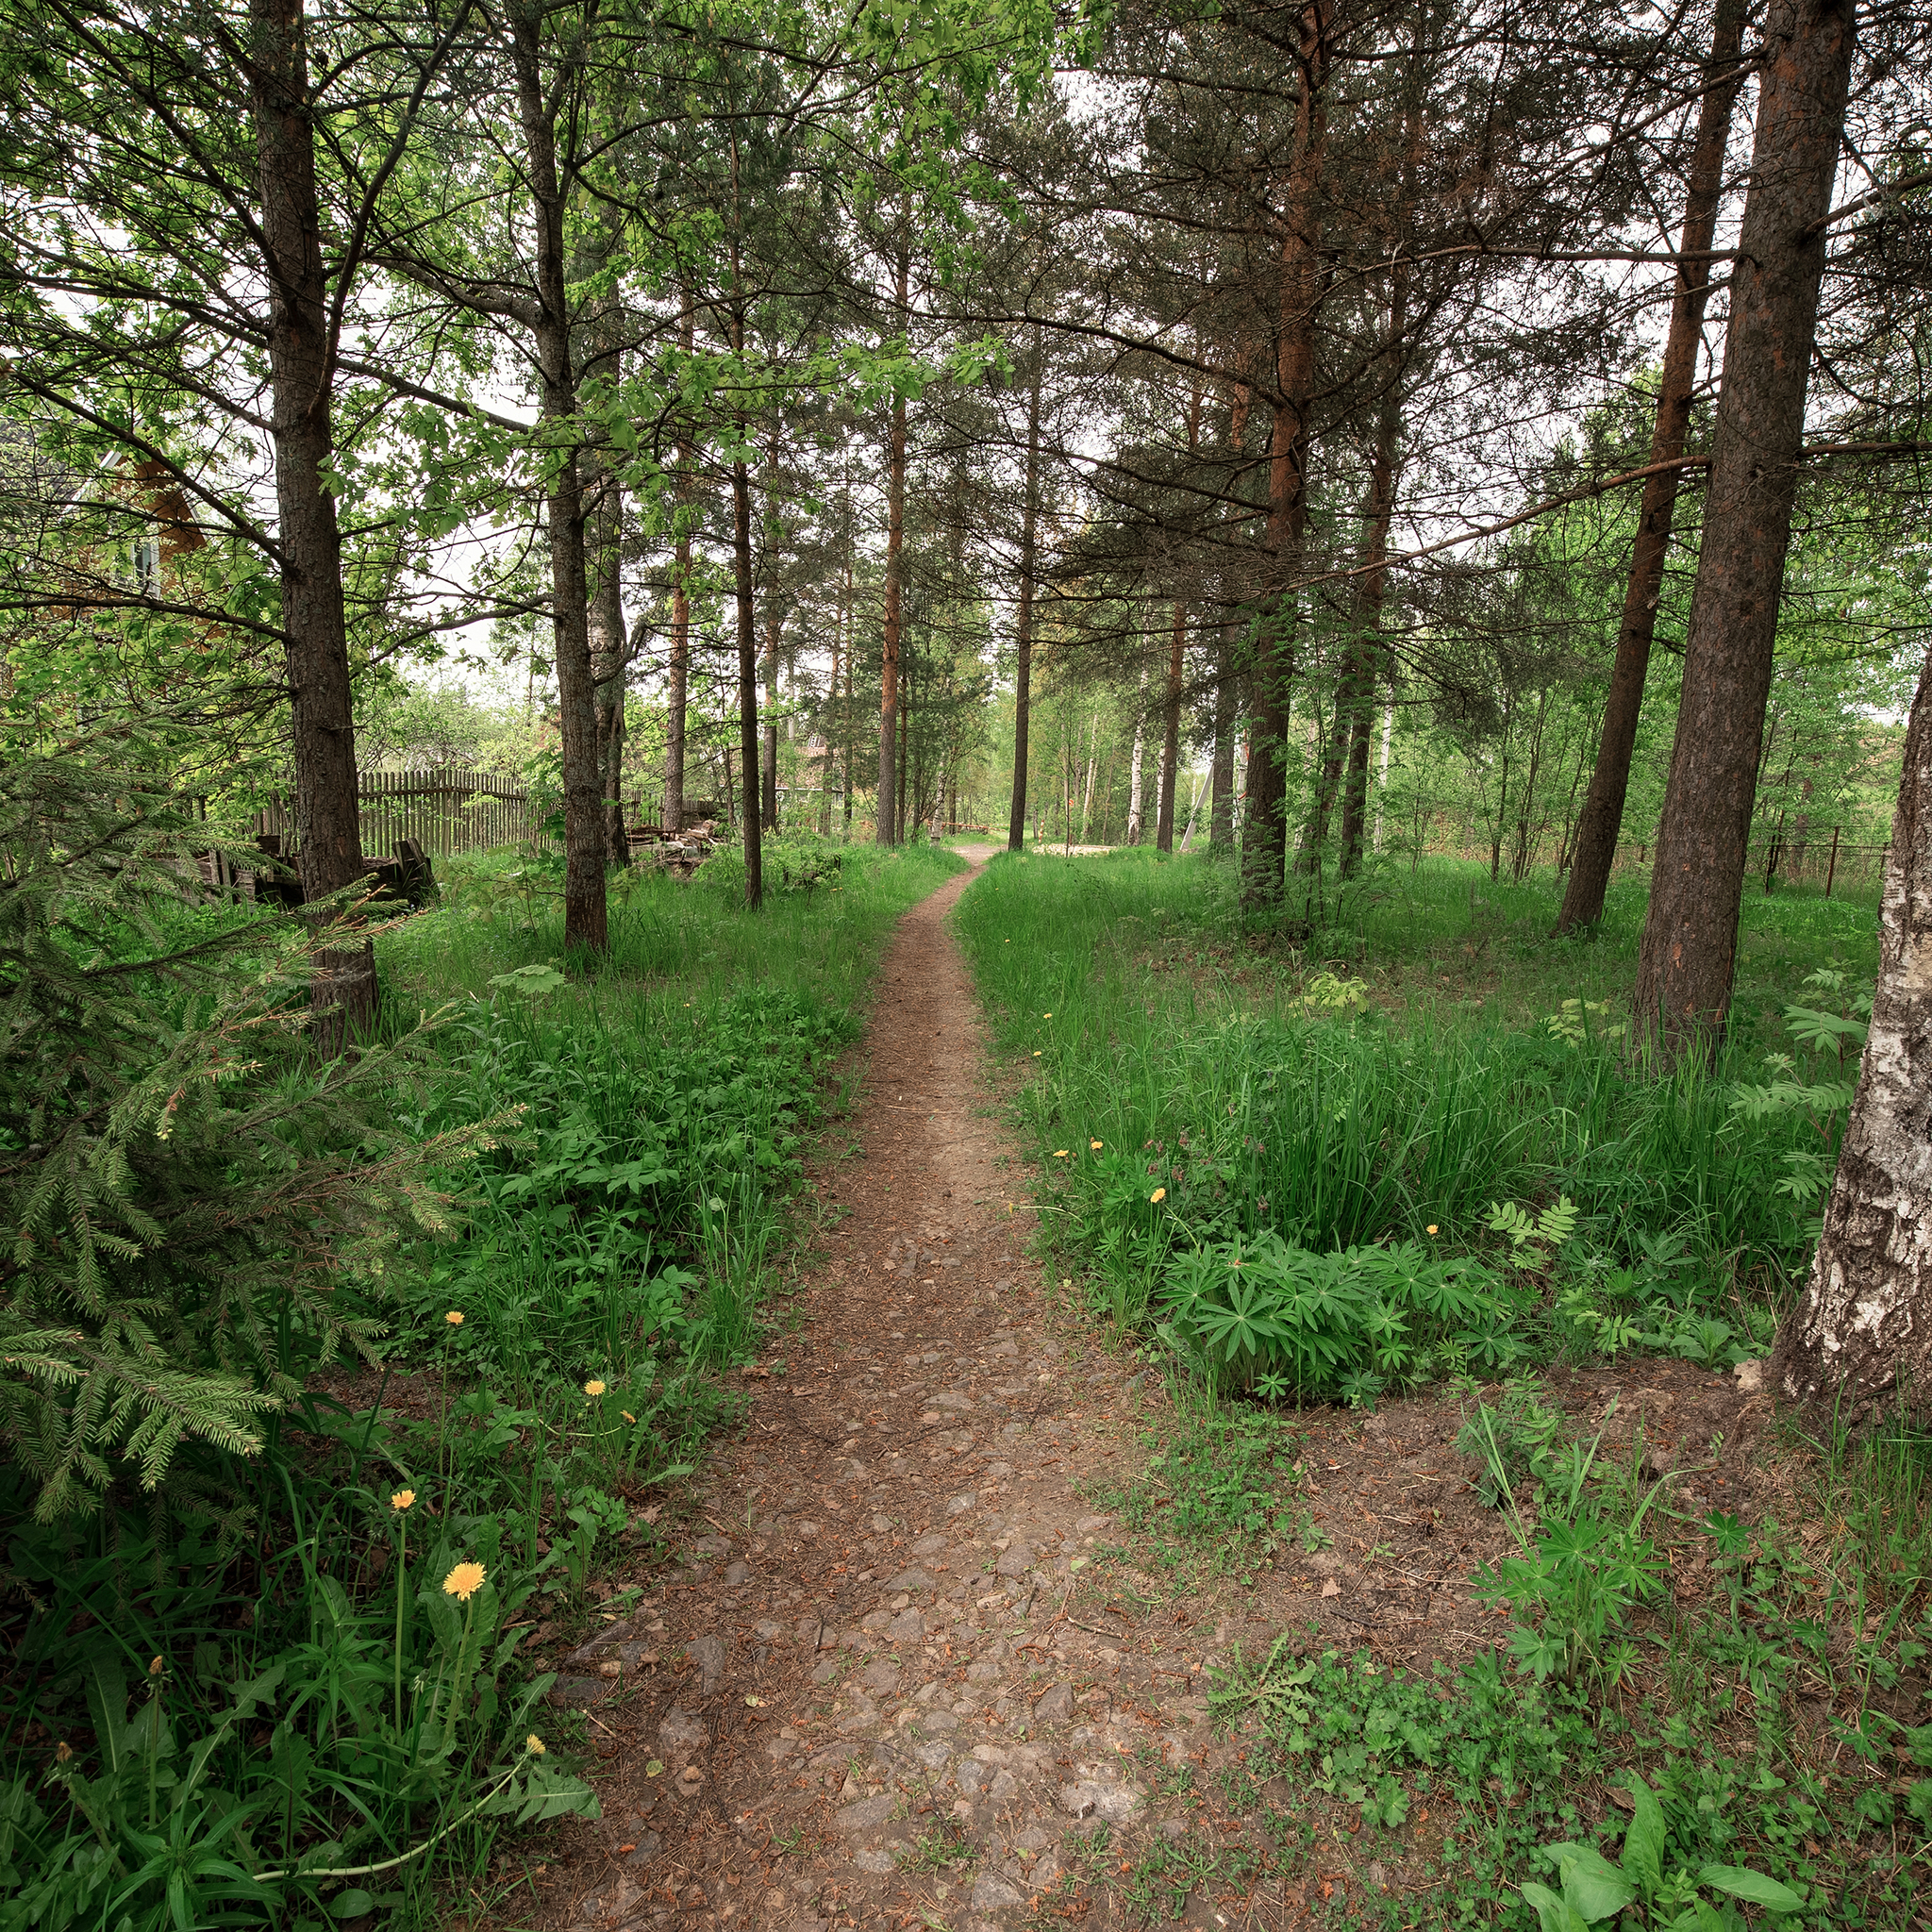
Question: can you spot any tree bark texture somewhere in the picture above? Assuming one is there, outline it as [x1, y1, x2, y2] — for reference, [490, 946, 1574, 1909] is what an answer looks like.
[877, 251, 910, 847]
[663, 294, 694, 834]
[583, 409, 628, 863]
[731, 453, 763, 907]
[247, 0, 375, 1038]
[1243, 0, 1329, 910]
[1006, 331, 1042, 852]
[762, 608, 782, 832]
[1772, 644, 1932, 1409]
[509, 2, 606, 953]
[1157, 605, 1183, 853]
[1634, 0, 1854, 1047]
[1126, 659, 1147, 844]
[1557, 0, 1748, 934]
[1339, 273, 1407, 878]
[1210, 643, 1236, 850]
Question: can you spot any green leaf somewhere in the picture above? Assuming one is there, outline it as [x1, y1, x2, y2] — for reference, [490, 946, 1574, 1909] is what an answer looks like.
[1622, 1774, 1667, 1900]
[1520, 1881, 1592, 1932]
[1541, 1843, 1637, 1923]
[1697, 1864, 1805, 1912]
[327, 1890, 376, 1919]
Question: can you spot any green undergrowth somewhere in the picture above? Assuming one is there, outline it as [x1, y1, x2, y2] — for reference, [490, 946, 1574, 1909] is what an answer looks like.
[1207, 1637, 1924, 1929]
[955, 849, 1872, 1397]
[1, 830, 963, 1932]
[1087, 1397, 1307, 1581]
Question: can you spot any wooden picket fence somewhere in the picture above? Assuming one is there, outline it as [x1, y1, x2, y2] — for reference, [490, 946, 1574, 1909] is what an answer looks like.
[253, 768, 536, 858]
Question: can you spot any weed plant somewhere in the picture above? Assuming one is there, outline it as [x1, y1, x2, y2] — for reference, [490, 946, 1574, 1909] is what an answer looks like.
[955, 850, 1873, 1377]
[1, 828, 964, 1929]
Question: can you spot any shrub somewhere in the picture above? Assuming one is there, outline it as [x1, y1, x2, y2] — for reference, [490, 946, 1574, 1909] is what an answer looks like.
[1157, 1229, 1529, 1406]
[0, 723, 491, 1520]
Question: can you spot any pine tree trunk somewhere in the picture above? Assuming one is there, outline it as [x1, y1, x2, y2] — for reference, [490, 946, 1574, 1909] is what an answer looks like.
[248, 0, 375, 1040]
[762, 608, 782, 832]
[877, 252, 909, 847]
[509, 1, 606, 952]
[1634, 0, 1856, 1047]
[1557, 0, 1747, 934]
[731, 449, 763, 907]
[1209, 641, 1235, 850]
[1006, 328, 1042, 853]
[1126, 660, 1147, 845]
[822, 572, 844, 838]
[1339, 272, 1405, 879]
[1157, 605, 1183, 852]
[1243, 0, 1329, 911]
[583, 401, 628, 865]
[663, 294, 693, 835]
[1772, 643, 1932, 1409]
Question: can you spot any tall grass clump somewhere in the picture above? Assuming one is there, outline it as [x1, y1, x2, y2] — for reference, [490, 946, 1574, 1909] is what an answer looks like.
[957, 848, 1864, 1382]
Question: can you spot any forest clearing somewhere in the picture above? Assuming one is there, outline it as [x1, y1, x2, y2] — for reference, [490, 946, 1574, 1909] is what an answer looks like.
[4, 0, 1932, 1927]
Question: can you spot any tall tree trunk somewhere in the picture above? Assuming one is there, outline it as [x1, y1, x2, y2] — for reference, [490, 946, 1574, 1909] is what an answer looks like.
[1126, 658, 1147, 844]
[821, 568, 845, 837]
[508, 1, 606, 953]
[583, 389, 628, 863]
[724, 182, 762, 906]
[1373, 702, 1394, 852]
[1339, 275, 1407, 878]
[663, 293, 693, 833]
[842, 621, 857, 840]
[896, 650, 909, 839]
[1557, 0, 1748, 933]
[1080, 710, 1099, 841]
[586, 454, 627, 861]
[1243, 0, 1330, 910]
[1634, 0, 1856, 1047]
[730, 449, 762, 907]
[1006, 326, 1043, 852]
[1772, 642, 1932, 1408]
[1209, 639, 1236, 850]
[248, 0, 375, 1038]
[877, 248, 910, 846]
[1157, 604, 1183, 852]
[841, 523, 858, 840]
[762, 607, 782, 832]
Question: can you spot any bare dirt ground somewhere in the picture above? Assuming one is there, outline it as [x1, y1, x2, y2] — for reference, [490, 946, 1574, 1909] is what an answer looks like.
[516, 857, 1787, 1932]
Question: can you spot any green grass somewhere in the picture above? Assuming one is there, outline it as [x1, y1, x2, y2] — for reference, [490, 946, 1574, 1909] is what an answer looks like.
[961, 849, 1927, 1930]
[365, 838, 966, 1395]
[0, 836, 964, 1932]
[955, 849, 1873, 1348]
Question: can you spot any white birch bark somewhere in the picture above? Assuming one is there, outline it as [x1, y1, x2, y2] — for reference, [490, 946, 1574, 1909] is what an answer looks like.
[1774, 643, 1932, 1409]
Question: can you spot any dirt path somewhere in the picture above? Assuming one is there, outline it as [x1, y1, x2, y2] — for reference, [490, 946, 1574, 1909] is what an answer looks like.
[526, 857, 1782, 1932]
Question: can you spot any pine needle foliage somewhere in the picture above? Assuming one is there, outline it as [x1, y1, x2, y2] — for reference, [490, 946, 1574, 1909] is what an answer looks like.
[0, 718, 500, 1520]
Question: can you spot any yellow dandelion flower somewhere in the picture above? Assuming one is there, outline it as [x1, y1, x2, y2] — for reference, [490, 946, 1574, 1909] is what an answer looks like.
[1032, 1050, 1041, 1057]
[1090, 1140, 1103, 1150]
[1042, 1011, 1053, 1018]
[1150, 1188, 1166, 1204]
[445, 1309, 464, 1326]
[622, 1410, 637, 1423]
[55, 1740, 73, 1763]
[1426, 1224, 1438, 1236]
[148, 1656, 164, 1677]
[525, 1734, 547, 1756]
[441, 1560, 487, 1603]
[584, 1378, 607, 1397]
[391, 1489, 415, 1512]
[1054, 1149, 1070, 1158]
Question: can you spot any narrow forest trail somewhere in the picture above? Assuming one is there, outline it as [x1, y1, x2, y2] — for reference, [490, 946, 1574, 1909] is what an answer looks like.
[524, 854, 1779, 1932]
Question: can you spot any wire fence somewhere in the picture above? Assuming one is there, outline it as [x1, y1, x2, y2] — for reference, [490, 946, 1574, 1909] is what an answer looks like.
[251, 768, 536, 858]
